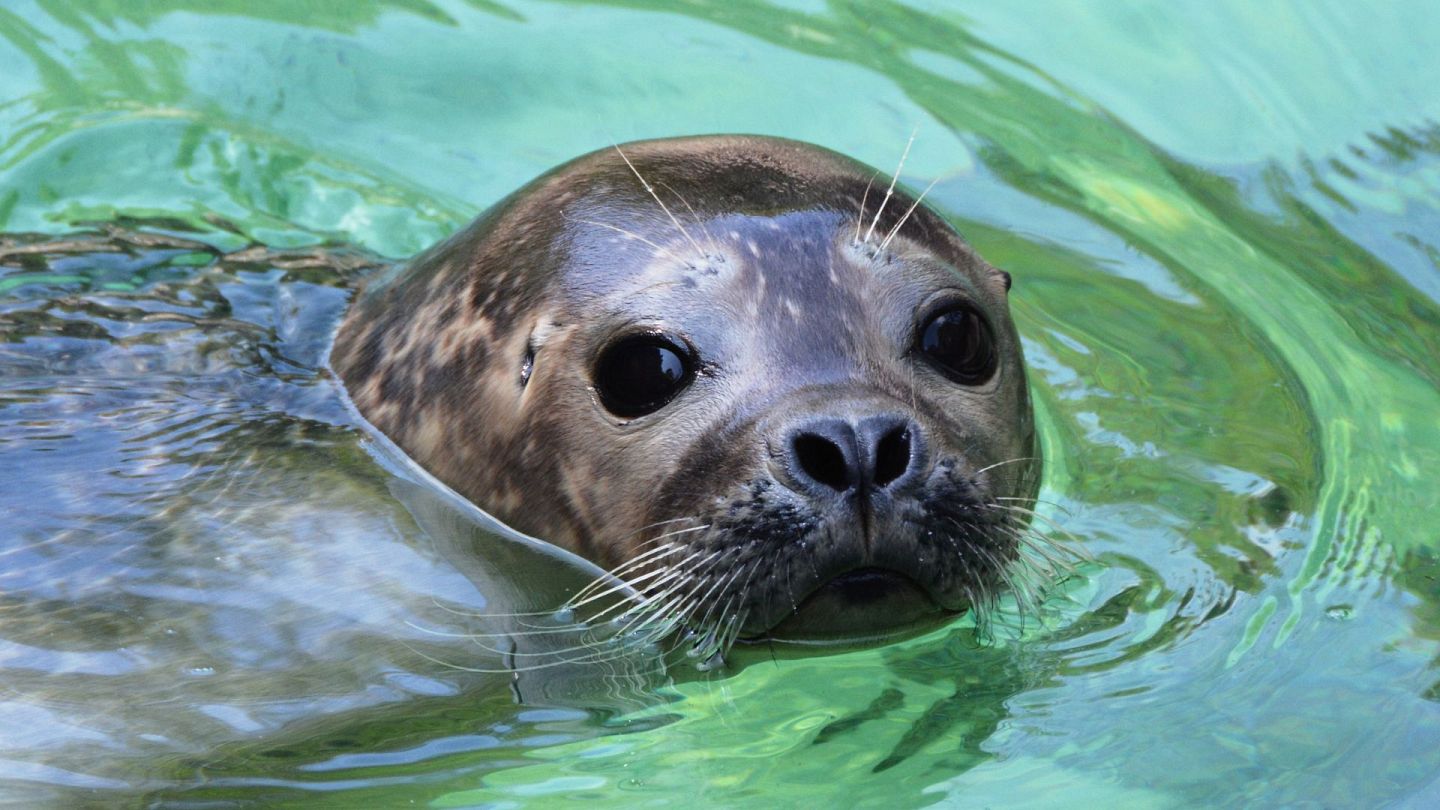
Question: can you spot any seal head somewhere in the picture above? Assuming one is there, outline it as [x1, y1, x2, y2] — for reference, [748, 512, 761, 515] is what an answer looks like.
[332, 135, 1040, 648]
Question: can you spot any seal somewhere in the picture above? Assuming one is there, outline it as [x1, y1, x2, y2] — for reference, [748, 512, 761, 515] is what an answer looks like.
[331, 135, 1049, 654]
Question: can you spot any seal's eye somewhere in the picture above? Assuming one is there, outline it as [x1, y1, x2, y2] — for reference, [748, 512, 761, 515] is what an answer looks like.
[917, 304, 998, 385]
[594, 335, 695, 418]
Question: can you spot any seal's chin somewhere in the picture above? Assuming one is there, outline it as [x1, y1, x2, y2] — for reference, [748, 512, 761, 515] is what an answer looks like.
[755, 567, 960, 647]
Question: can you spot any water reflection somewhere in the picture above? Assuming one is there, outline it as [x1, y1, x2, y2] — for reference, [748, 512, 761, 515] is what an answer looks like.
[0, 232, 671, 802]
[1, 0, 1438, 805]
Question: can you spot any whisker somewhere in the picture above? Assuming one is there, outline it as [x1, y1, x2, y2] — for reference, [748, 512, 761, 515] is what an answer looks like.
[1017, 527, 1085, 568]
[706, 556, 766, 660]
[878, 176, 940, 253]
[689, 553, 750, 633]
[561, 549, 719, 629]
[989, 502, 1088, 552]
[487, 643, 660, 673]
[993, 495, 1075, 515]
[398, 639, 646, 675]
[607, 547, 734, 638]
[854, 171, 878, 244]
[565, 530, 709, 607]
[457, 609, 665, 662]
[573, 217, 685, 264]
[564, 522, 711, 608]
[612, 144, 708, 259]
[563, 557, 692, 613]
[972, 457, 1039, 476]
[423, 594, 572, 622]
[657, 180, 722, 258]
[567, 541, 684, 596]
[663, 569, 739, 644]
[695, 595, 741, 662]
[720, 608, 748, 657]
[623, 516, 706, 541]
[406, 616, 627, 643]
[864, 126, 917, 244]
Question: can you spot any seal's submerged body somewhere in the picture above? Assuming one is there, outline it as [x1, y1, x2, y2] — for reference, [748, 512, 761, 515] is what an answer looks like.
[333, 135, 1044, 651]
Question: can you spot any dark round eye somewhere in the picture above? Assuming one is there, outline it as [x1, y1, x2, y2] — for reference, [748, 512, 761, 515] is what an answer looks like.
[917, 304, 998, 385]
[594, 335, 695, 418]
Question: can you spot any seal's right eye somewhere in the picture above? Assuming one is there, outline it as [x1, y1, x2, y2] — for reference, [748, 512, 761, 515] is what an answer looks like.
[594, 335, 695, 418]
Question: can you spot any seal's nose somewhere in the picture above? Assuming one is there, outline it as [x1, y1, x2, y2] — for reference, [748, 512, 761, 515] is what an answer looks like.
[786, 415, 920, 495]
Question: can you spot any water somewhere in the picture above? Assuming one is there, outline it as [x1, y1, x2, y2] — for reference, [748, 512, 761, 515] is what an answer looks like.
[2, 1, 1438, 806]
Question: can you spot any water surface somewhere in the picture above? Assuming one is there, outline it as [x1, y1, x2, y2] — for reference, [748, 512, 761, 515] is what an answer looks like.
[1, 1, 1438, 806]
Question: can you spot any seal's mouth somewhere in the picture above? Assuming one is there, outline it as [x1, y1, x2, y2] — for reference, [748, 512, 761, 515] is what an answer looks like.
[753, 566, 959, 646]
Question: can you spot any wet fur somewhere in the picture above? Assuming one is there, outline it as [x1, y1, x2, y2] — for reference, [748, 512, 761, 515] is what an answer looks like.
[332, 135, 1048, 650]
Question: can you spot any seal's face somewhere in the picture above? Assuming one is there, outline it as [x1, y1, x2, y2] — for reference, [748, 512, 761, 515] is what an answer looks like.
[333, 136, 1039, 647]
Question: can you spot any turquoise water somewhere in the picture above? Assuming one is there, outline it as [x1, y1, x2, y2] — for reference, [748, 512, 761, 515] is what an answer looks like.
[2, 1, 1439, 806]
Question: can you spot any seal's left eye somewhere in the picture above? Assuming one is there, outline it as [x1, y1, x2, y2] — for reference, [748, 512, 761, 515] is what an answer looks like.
[916, 303, 998, 385]
[594, 335, 695, 418]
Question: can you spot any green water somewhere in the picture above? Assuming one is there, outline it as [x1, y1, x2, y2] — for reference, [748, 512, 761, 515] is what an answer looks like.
[2, 1, 1438, 806]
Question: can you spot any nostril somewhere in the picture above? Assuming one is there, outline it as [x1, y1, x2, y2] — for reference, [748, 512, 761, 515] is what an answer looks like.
[873, 426, 911, 488]
[793, 433, 851, 492]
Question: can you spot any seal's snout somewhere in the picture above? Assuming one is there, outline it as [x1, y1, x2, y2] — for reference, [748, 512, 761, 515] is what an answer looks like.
[782, 413, 924, 499]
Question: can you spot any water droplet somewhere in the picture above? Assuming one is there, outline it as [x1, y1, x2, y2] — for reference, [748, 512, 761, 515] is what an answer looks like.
[1325, 604, 1354, 621]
